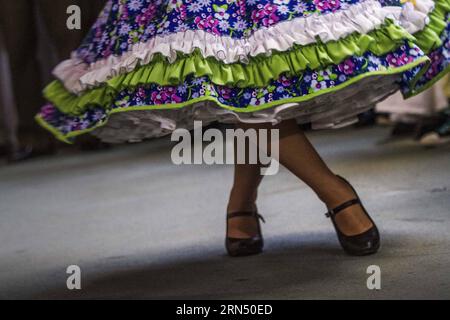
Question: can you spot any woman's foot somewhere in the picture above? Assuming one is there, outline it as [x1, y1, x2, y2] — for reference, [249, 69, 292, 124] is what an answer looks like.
[226, 164, 265, 257]
[226, 188, 261, 239]
[227, 210, 261, 239]
[321, 176, 374, 236]
[323, 175, 380, 255]
[226, 211, 265, 257]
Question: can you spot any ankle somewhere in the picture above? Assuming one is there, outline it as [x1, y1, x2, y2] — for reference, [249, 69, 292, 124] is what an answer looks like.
[227, 201, 257, 214]
[316, 177, 355, 209]
[228, 187, 258, 214]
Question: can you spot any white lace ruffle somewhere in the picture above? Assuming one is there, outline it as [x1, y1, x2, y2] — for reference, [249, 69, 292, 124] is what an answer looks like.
[91, 73, 401, 143]
[54, 0, 434, 94]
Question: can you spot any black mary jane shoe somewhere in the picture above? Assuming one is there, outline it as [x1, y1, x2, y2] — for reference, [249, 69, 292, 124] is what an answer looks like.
[325, 176, 380, 256]
[226, 211, 265, 257]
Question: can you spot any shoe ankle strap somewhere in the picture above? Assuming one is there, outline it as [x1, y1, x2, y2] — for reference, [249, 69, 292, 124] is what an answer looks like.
[325, 199, 360, 218]
[227, 211, 266, 223]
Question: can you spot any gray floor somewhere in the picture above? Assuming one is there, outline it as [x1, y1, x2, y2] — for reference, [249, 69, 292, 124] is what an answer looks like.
[0, 126, 449, 300]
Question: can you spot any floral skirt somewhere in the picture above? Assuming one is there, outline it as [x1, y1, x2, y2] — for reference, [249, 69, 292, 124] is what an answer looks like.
[36, 0, 450, 143]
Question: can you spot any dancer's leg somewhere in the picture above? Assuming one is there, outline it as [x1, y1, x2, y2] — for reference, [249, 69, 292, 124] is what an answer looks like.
[227, 118, 373, 237]
[227, 124, 265, 239]
[252, 119, 373, 236]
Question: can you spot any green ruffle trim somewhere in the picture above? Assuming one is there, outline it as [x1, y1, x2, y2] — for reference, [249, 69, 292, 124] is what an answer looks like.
[109, 21, 411, 89]
[45, 20, 416, 115]
[38, 57, 431, 144]
[414, 0, 450, 53]
[44, 81, 116, 117]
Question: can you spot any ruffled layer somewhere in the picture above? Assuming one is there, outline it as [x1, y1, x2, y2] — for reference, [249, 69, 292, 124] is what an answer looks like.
[33, 73, 413, 144]
[405, 11, 450, 96]
[54, 0, 435, 93]
[36, 0, 450, 144]
[89, 75, 402, 143]
[36, 44, 429, 143]
[414, 0, 450, 52]
[45, 21, 415, 116]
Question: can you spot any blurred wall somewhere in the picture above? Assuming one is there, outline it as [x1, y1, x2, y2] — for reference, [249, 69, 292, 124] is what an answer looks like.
[0, 3, 57, 145]
[0, 32, 16, 145]
[0, 1, 105, 147]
